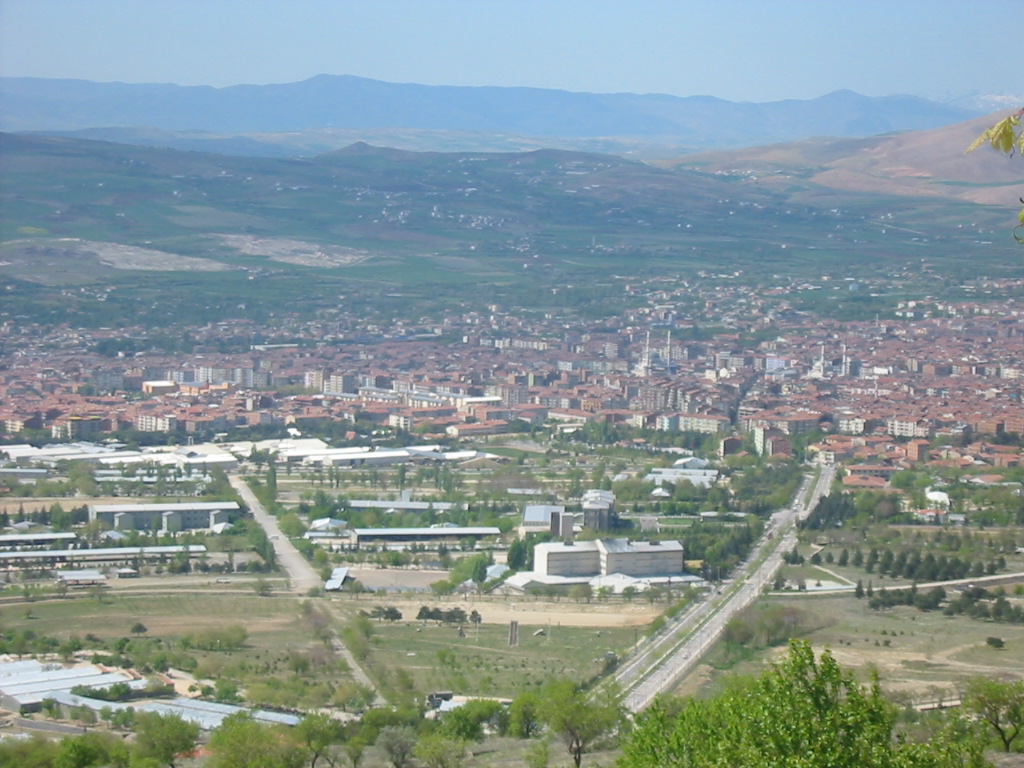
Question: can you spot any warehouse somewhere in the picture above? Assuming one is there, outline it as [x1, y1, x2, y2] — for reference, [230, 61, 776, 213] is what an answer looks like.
[351, 526, 500, 549]
[0, 544, 206, 568]
[0, 659, 145, 713]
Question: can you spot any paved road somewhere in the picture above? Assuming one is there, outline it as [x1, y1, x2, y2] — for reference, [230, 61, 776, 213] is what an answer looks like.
[617, 465, 836, 711]
[229, 473, 323, 595]
[11, 717, 90, 735]
[229, 472, 385, 706]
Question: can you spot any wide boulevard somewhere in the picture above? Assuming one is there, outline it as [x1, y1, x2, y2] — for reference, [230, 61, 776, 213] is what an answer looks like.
[616, 464, 836, 711]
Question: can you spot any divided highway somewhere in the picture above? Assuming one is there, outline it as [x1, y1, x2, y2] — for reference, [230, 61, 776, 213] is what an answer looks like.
[616, 464, 836, 711]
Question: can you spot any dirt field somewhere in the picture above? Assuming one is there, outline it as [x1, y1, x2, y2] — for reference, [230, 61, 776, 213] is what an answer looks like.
[381, 596, 660, 628]
[218, 234, 372, 267]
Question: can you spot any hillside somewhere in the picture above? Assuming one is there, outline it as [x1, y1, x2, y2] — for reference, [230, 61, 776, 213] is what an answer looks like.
[664, 110, 1024, 206]
[0, 118, 1020, 326]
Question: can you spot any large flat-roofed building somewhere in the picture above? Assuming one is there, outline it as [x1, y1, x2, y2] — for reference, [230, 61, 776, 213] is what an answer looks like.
[0, 532, 78, 549]
[351, 526, 500, 549]
[535, 541, 601, 577]
[0, 659, 147, 713]
[519, 504, 565, 537]
[535, 538, 684, 578]
[89, 501, 239, 532]
[0, 544, 207, 568]
[597, 538, 684, 577]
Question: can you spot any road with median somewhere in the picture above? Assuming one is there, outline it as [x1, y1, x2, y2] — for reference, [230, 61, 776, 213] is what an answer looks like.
[616, 464, 836, 711]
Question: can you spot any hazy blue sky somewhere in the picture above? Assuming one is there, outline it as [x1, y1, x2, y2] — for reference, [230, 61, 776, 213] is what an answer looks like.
[0, 0, 1019, 102]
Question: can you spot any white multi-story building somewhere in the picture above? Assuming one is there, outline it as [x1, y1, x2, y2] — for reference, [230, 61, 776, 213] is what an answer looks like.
[534, 538, 684, 578]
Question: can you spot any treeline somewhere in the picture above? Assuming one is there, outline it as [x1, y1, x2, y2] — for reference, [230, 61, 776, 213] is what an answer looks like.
[865, 584, 947, 612]
[686, 520, 763, 578]
[945, 587, 1024, 624]
[802, 492, 858, 530]
[829, 546, 1004, 582]
[415, 606, 482, 626]
[864, 583, 1024, 625]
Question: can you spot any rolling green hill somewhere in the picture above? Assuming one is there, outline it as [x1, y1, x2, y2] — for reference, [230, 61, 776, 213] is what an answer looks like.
[0, 128, 1020, 326]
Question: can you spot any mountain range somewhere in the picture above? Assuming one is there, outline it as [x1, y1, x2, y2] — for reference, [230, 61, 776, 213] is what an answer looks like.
[0, 74, 985, 157]
[0, 75, 1020, 325]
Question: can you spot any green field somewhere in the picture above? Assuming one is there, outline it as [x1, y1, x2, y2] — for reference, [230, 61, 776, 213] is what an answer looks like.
[363, 618, 634, 699]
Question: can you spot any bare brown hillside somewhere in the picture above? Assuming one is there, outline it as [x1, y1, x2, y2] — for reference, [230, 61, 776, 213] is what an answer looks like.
[664, 110, 1024, 205]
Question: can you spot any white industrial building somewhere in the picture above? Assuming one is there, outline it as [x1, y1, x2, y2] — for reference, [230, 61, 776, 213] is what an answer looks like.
[519, 504, 565, 537]
[644, 466, 719, 488]
[534, 538, 685, 578]
[0, 659, 146, 713]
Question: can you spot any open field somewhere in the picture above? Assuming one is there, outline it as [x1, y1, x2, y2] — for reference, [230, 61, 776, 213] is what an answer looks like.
[351, 612, 638, 698]
[381, 595, 662, 628]
[0, 583, 659, 708]
[0, 592, 301, 643]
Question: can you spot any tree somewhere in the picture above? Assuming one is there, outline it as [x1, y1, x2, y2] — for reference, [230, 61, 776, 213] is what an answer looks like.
[375, 725, 417, 768]
[294, 713, 343, 768]
[440, 699, 505, 742]
[508, 691, 543, 738]
[54, 731, 128, 768]
[413, 733, 466, 768]
[132, 711, 200, 768]
[620, 640, 987, 768]
[471, 557, 488, 585]
[207, 711, 304, 768]
[968, 108, 1024, 241]
[539, 679, 622, 768]
[963, 677, 1024, 752]
[131, 622, 148, 635]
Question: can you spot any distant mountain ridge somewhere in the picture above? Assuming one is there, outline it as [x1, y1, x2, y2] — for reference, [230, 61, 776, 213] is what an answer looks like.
[0, 74, 982, 154]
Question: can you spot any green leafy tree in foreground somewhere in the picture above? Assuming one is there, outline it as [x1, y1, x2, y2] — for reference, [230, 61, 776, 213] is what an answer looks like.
[540, 678, 623, 768]
[376, 725, 417, 768]
[132, 711, 200, 768]
[206, 711, 304, 768]
[619, 640, 988, 768]
[968, 108, 1024, 241]
[962, 677, 1024, 753]
[413, 732, 467, 768]
[293, 712, 344, 768]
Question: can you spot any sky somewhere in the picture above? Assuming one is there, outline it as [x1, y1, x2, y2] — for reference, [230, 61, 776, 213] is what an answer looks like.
[0, 0, 1019, 103]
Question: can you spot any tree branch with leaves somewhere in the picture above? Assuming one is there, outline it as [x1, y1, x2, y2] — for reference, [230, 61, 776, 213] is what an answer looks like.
[967, 108, 1024, 241]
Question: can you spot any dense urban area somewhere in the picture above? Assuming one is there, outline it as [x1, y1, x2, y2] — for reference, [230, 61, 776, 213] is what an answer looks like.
[3, 262, 1024, 766]
[2, 70, 1024, 766]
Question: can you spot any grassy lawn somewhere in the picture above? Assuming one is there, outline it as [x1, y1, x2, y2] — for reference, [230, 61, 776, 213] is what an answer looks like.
[362, 618, 635, 699]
